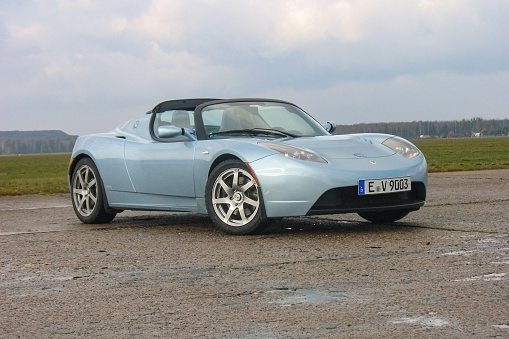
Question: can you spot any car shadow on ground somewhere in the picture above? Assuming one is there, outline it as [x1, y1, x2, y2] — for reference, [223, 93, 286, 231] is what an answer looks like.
[86, 212, 419, 237]
[265, 217, 418, 236]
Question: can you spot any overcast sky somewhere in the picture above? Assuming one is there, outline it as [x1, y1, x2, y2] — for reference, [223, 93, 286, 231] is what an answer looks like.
[1, 0, 508, 135]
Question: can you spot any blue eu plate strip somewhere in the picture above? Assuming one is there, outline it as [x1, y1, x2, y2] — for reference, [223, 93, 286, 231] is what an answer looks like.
[358, 180, 365, 195]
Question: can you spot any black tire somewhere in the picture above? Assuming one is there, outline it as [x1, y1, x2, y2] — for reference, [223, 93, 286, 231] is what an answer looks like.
[358, 210, 410, 224]
[205, 159, 266, 235]
[71, 158, 117, 224]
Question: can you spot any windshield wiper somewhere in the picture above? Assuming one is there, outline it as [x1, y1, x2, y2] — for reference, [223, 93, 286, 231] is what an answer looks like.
[209, 128, 298, 138]
[208, 129, 253, 137]
[249, 128, 298, 137]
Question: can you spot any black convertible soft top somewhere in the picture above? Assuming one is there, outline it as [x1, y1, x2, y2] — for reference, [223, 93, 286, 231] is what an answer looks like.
[148, 98, 219, 114]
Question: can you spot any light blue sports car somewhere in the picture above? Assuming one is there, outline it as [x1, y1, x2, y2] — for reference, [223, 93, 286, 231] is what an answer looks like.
[69, 98, 427, 234]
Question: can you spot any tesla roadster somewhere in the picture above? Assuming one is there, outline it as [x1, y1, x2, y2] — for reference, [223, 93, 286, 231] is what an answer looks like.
[69, 98, 427, 234]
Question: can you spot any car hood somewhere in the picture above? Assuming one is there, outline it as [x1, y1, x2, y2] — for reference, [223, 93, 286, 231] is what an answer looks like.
[274, 134, 395, 160]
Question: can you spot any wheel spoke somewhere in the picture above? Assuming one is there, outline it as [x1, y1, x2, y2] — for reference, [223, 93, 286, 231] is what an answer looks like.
[237, 204, 248, 223]
[213, 197, 230, 205]
[77, 195, 86, 212]
[74, 188, 87, 196]
[83, 167, 90, 185]
[231, 168, 239, 189]
[223, 205, 236, 223]
[218, 177, 233, 196]
[77, 170, 86, 188]
[88, 177, 97, 189]
[76, 195, 90, 214]
[239, 180, 254, 192]
[243, 196, 259, 208]
[84, 196, 90, 212]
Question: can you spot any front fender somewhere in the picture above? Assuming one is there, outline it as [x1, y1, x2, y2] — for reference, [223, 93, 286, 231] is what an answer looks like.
[70, 134, 135, 194]
[192, 139, 276, 200]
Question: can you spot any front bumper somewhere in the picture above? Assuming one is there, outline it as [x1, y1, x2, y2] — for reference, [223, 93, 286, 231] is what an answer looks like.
[249, 153, 427, 218]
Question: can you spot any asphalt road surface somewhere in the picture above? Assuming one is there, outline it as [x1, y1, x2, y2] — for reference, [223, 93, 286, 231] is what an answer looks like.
[1, 170, 508, 338]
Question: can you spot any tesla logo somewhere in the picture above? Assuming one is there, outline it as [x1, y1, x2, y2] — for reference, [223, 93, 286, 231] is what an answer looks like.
[354, 153, 367, 157]
[369, 160, 376, 165]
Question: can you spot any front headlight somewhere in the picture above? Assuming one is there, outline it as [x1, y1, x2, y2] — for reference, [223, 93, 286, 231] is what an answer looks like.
[259, 142, 327, 163]
[382, 136, 420, 159]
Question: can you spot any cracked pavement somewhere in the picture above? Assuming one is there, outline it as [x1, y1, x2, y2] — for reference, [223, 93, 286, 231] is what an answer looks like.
[1, 170, 508, 338]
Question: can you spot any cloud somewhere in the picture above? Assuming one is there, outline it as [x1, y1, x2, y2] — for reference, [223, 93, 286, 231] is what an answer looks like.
[0, 0, 507, 135]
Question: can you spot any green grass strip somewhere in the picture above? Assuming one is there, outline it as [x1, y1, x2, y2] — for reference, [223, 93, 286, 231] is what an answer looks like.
[413, 137, 509, 172]
[0, 137, 508, 195]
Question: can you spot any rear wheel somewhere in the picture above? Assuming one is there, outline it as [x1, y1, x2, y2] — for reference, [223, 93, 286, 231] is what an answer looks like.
[205, 160, 266, 235]
[71, 158, 116, 224]
[358, 210, 410, 223]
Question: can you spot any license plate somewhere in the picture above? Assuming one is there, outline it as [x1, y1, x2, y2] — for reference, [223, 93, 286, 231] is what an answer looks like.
[358, 176, 411, 195]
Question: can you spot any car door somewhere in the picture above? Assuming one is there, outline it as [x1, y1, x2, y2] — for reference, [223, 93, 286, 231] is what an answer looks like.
[124, 139, 196, 198]
[124, 110, 197, 200]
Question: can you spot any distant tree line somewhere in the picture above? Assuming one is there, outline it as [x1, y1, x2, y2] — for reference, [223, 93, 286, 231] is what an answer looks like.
[0, 130, 78, 155]
[333, 118, 509, 139]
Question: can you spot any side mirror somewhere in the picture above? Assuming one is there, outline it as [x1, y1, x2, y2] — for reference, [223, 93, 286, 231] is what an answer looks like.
[322, 121, 337, 134]
[158, 125, 183, 138]
[157, 126, 197, 141]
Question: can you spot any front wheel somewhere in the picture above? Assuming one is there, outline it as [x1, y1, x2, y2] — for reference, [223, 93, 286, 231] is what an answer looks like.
[358, 210, 410, 224]
[71, 158, 116, 224]
[205, 160, 267, 235]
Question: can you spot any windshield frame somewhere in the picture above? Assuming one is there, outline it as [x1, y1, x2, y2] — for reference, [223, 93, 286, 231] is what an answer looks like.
[194, 98, 329, 140]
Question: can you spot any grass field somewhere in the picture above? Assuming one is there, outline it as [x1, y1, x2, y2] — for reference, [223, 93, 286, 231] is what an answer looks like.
[0, 153, 70, 195]
[0, 137, 508, 195]
[413, 137, 509, 172]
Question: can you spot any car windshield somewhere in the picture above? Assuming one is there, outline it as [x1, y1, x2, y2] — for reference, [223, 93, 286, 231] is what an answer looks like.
[201, 101, 328, 139]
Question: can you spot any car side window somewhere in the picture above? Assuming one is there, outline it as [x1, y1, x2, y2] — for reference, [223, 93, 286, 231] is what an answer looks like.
[153, 110, 195, 141]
